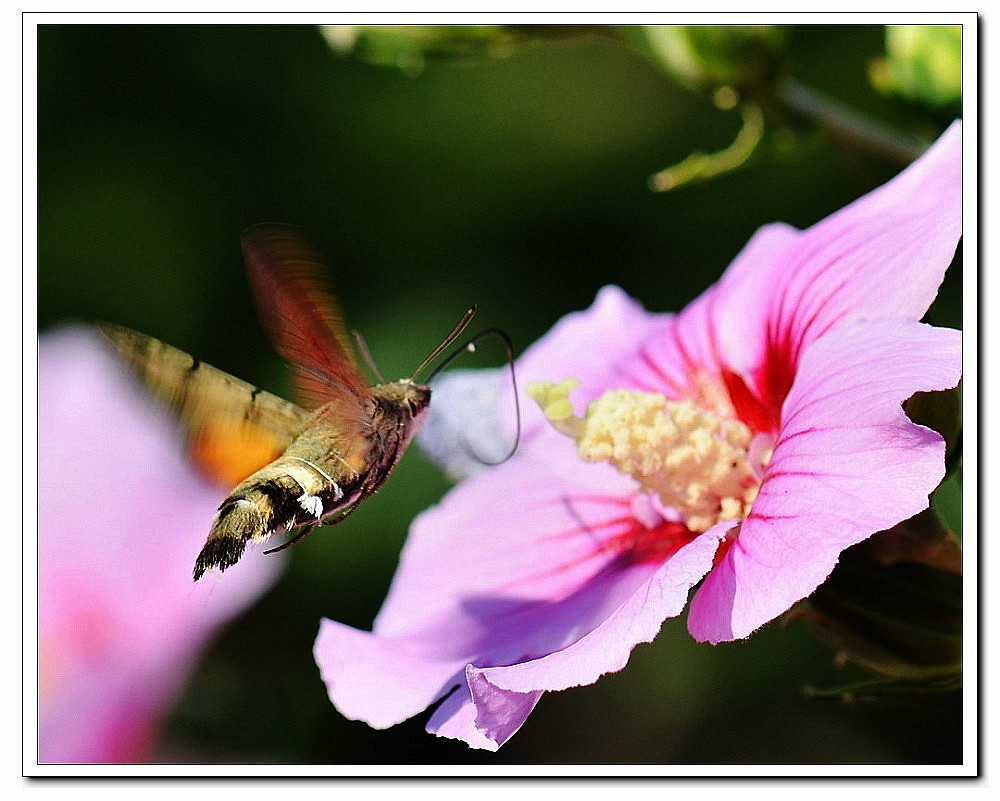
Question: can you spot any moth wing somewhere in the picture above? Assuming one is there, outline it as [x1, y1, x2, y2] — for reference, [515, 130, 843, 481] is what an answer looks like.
[241, 226, 373, 416]
[101, 323, 312, 487]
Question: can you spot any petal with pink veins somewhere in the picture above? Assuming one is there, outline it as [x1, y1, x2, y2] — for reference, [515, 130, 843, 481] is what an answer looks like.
[469, 521, 732, 695]
[374, 456, 638, 635]
[688, 319, 962, 643]
[315, 454, 730, 749]
[634, 122, 961, 433]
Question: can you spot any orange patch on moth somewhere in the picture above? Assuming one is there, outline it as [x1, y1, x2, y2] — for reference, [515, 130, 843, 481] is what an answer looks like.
[191, 422, 285, 487]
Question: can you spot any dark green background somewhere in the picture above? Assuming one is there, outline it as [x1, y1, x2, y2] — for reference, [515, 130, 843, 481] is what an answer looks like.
[37, 24, 962, 764]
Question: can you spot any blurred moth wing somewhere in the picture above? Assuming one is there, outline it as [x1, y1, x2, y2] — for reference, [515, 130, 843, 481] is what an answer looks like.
[104, 226, 453, 581]
[100, 324, 312, 487]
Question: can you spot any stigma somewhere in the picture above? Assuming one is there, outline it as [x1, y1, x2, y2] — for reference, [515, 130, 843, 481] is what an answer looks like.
[528, 379, 771, 532]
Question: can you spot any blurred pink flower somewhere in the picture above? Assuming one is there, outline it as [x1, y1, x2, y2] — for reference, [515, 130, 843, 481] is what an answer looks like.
[38, 327, 283, 764]
[314, 122, 962, 750]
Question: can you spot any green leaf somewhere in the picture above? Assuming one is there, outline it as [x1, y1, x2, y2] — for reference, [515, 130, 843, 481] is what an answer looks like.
[320, 25, 515, 74]
[802, 512, 962, 685]
[869, 25, 962, 109]
[619, 24, 789, 94]
[806, 671, 961, 701]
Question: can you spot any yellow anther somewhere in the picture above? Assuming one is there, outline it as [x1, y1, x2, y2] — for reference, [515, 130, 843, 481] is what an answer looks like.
[527, 379, 586, 439]
[530, 378, 768, 532]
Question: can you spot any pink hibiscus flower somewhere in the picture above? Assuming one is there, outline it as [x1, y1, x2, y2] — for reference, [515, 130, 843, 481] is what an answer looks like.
[314, 121, 963, 751]
[37, 327, 283, 764]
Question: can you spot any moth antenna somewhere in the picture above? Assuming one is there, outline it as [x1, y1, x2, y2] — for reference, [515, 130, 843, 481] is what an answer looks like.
[426, 327, 521, 467]
[410, 305, 477, 382]
[352, 329, 386, 384]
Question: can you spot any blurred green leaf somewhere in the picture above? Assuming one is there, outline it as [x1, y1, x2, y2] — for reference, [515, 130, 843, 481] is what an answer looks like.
[806, 671, 961, 702]
[320, 24, 515, 73]
[802, 510, 962, 687]
[619, 24, 789, 94]
[933, 472, 963, 542]
[869, 25, 962, 109]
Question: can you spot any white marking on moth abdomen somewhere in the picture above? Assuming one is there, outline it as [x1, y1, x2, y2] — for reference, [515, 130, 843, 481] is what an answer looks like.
[288, 456, 336, 483]
[286, 457, 344, 507]
[298, 493, 324, 519]
[211, 496, 257, 524]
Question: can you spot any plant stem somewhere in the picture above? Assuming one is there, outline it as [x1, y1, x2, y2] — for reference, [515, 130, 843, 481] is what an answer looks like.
[777, 78, 924, 165]
[648, 103, 765, 192]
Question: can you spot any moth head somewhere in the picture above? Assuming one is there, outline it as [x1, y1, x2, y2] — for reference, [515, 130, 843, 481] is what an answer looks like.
[403, 380, 432, 419]
[377, 379, 432, 424]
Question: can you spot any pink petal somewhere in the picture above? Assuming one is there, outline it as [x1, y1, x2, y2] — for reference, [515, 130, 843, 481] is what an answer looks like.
[313, 455, 634, 744]
[623, 222, 801, 406]
[418, 522, 729, 749]
[314, 453, 723, 749]
[458, 667, 542, 748]
[313, 619, 470, 730]
[469, 521, 732, 693]
[425, 681, 520, 752]
[738, 121, 961, 360]
[38, 327, 282, 762]
[630, 123, 961, 431]
[505, 285, 673, 447]
[688, 319, 962, 643]
[374, 455, 637, 636]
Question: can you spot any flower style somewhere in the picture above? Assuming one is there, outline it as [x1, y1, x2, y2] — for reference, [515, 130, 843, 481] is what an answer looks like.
[314, 122, 962, 750]
[38, 327, 283, 763]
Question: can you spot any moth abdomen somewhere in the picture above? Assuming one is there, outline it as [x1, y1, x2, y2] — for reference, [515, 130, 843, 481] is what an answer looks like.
[192, 456, 362, 580]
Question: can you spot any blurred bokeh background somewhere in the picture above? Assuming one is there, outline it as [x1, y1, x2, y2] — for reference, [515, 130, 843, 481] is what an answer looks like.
[36, 22, 963, 764]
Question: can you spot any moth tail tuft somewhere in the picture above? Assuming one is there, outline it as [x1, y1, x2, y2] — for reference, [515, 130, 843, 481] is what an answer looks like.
[193, 537, 248, 581]
[193, 495, 270, 581]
